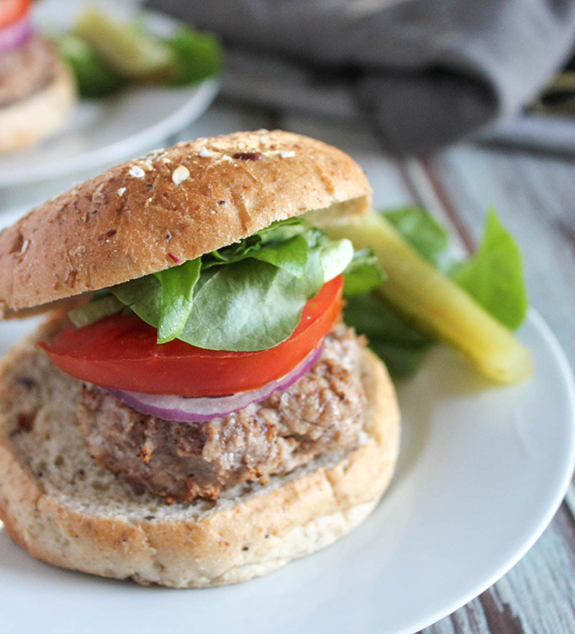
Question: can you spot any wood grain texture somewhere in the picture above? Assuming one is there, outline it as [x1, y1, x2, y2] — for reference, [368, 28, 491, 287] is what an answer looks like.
[418, 146, 575, 376]
[267, 107, 575, 634]
[408, 144, 575, 634]
[2, 100, 572, 633]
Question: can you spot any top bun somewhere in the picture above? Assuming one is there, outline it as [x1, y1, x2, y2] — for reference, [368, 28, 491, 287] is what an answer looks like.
[0, 130, 371, 314]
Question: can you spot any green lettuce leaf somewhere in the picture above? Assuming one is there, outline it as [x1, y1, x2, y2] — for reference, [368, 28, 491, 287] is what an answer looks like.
[205, 232, 310, 279]
[203, 219, 355, 283]
[380, 206, 528, 331]
[343, 292, 434, 379]
[318, 238, 354, 282]
[154, 259, 202, 343]
[249, 235, 310, 279]
[57, 34, 126, 98]
[179, 258, 323, 351]
[258, 218, 317, 243]
[369, 342, 432, 379]
[384, 207, 449, 265]
[345, 206, 528, 379]
[165, 26, 223, 85]
[343, 248, 386, 297]
[455, 209, 528, 331]
[111, 219, 357, 351]
[112, 276, 162, 326]
[68, 295, 124, 328]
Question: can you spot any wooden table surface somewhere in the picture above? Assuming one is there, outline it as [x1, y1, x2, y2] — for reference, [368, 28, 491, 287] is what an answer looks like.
[1, 98, 574, 633]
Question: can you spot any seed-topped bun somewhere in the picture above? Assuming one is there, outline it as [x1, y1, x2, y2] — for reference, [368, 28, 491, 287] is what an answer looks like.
[0, 131, 371, 314]
[0, 131, 397, 589]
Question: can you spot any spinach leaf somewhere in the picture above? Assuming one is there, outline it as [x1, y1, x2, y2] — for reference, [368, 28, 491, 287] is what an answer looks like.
[112, 276, 162, 326]
[455, 209, 528, 330]
[384, 207, 449, 265]
[68, 295, 124, 328]
[205, 232, 310, 279]
[57, 34, 126, 98]
[343, 248, 386, 297]
[179, 258, 321, 351]
[111, 219, 354, 351]
[318, 238, 355, 282]
[344, 292, 434, 379]
[154, 259, 202, 343]
[348, 207, 527, 379]
[165, 27, 223, 85]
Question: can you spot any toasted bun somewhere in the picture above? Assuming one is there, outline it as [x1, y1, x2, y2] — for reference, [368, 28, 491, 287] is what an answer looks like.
[0, 318, 398, 587]
[0, 56, 76, 155]
[0, 131, 371, 314]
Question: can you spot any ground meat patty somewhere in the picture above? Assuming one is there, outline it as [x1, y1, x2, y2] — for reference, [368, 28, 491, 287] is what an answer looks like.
[76, 324, 366, 502]
[0, 35, 58, 108]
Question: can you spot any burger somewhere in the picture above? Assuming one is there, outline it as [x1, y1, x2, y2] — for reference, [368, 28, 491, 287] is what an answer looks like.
[0, 130, 399, 587]
[0, 0, 76, 154]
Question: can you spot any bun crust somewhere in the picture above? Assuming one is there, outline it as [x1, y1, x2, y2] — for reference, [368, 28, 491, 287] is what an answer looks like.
[0, 131, 371, 313]
[0, 56, 76, 155]
[0, 318, 398, 587]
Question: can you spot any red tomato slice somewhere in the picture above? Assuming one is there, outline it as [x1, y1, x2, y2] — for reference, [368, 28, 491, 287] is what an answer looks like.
[39, 275, 343, 397]
[0, 0, 30, 30]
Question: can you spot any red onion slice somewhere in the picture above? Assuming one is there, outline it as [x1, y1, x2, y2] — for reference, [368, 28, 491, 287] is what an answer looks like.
[103, 342, 324, 423]
[0, 16, 32, 54]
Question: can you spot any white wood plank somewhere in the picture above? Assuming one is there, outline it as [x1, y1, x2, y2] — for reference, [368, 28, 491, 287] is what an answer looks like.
[427, 616, 459, 634]
[278, 117, 565, 634]
[426, 600, 491, 634]
[402, 158, 468, 258]
[409, 144, 575, 634]
[489, 506, 575, 633]
[276, 117, 575, 634]
[422, 145, 575, 374]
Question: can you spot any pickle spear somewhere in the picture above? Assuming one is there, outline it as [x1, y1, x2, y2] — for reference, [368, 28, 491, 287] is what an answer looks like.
[326, 213, 532, 383]
[75, 7, 174, 80]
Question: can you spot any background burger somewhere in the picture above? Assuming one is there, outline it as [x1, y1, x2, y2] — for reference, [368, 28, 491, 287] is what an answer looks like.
[0, 130, 399, 587]
[0, 0, 76, 154]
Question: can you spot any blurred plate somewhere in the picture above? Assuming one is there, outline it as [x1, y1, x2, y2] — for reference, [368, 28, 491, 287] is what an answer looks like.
[0, 207, 573, 633]
[0, 4, 219, 187]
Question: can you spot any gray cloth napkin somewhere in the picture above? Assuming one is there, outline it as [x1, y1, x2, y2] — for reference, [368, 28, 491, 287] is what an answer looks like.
[147, 0, 575, 155]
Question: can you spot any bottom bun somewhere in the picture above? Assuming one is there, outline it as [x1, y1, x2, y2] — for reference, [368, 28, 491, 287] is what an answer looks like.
[0, 318, 400, 588]
[0, 57, 76, 154]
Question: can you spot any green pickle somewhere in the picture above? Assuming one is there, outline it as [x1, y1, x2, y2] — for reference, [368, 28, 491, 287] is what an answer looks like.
[75, 7, 174, 80]
[68, 296, 124, 329]
[57, 33, 126, 97]
[326, 213, 533, 384]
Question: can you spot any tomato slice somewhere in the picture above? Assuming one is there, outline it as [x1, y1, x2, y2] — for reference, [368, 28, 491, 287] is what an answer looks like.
[39, 275, 343, 397]
[0, 0, 30, 30]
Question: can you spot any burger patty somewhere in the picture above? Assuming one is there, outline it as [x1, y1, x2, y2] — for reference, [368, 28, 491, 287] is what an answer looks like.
[0, 35, 58, 108]
[76, 324, 366, 502]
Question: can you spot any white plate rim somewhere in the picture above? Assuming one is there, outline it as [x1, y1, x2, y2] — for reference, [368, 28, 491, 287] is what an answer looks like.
[0, 293, 572, 632]
[0, 9, 220, 187]
[404, 307, 575, 633]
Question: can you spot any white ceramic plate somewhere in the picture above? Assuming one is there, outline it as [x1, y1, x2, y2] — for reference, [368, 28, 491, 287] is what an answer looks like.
[0, 219, 573, 634]
[0, 4, 219, 187]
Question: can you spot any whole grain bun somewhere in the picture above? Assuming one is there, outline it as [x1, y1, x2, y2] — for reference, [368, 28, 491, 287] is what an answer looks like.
[0, 131, 371, 314]
[0, 318, 398, 587]
[0, 55, 76, 155]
